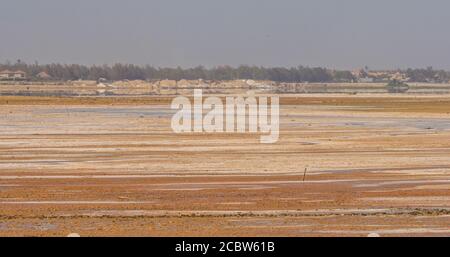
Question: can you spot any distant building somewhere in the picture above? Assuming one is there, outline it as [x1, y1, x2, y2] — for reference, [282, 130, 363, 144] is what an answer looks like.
[36, 71, 52, 80]
[351, 69, 366, 79]
[389, 72, 408, 82]
[358, 77, 374, 83]
[0, 70, 27, 80]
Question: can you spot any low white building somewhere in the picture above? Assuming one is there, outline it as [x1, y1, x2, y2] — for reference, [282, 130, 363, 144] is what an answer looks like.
[0, 70, 27, 80]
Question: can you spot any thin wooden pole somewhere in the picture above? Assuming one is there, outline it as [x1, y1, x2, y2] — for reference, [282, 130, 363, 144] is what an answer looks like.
[303, 167, 308, 182]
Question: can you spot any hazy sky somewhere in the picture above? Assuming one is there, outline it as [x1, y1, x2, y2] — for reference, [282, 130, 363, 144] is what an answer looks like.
[1, 0, 450, 69]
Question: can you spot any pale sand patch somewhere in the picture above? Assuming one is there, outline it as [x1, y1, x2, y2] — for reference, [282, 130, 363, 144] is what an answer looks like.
[354, 179, 450, 188]
[361, 196, 450, 202]
[318, 228, 450, 235]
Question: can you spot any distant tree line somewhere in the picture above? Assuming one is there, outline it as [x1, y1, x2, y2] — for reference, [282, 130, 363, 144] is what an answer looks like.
[406, 67, 450, 83]
[1, 61, 450, 83]
[0, 62, 334, 82]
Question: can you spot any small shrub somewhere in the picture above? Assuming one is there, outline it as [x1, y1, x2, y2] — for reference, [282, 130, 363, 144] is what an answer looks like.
[386, 80, 410, 93]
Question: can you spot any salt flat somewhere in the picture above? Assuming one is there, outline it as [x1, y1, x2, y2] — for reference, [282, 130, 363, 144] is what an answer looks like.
[0, 95, 449, 236]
